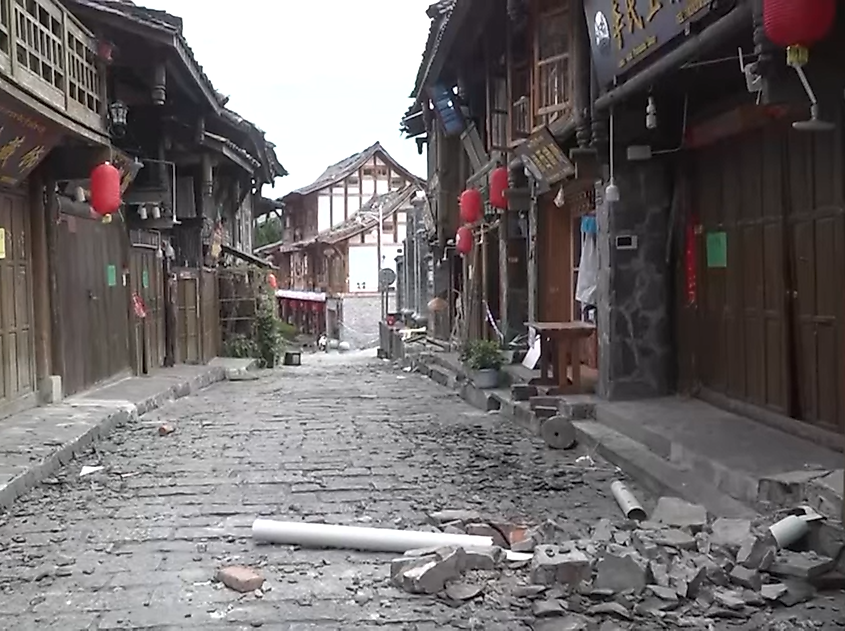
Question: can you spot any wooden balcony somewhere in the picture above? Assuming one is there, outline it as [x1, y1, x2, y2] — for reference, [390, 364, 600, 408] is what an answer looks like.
[0, 0, 105, 132]
[536, 53, 570, 128]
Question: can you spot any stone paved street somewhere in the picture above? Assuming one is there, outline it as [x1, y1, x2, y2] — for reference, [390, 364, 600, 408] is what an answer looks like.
[0, 352, 634, 630]
[0, 352, 840, 631]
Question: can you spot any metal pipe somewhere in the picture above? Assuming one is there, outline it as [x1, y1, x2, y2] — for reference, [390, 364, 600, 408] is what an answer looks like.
[252, 518, 494, 553]
[594, 4, 752, 112]
[610, 481, 647, 520]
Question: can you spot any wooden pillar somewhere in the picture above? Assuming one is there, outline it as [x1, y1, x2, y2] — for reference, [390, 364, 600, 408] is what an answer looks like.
[44, 179, 64, 381]
[527, 179, 539, 322]
[29, 170, 51, 382]
[498, 204, 510, 342]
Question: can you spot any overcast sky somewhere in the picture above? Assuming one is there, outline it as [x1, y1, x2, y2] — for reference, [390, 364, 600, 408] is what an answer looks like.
[140, 0, 431, 196]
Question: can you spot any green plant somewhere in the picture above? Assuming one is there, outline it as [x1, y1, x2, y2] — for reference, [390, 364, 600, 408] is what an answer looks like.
[464, 339, 504, 371]
[253, 284, 285, 368]
[223, 333, 258, 359]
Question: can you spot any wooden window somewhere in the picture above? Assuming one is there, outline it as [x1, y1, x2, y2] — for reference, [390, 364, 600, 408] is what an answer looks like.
[67, 21, 102, 117]
[0, 0, 10, 58]
[486, 73, 508, 152]
[14, 0, 65, 92]
[508, 24, 531, 144]
[534, 2, 571, 128]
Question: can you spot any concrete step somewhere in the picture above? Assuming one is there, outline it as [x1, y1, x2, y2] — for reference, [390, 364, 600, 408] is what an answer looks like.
[595, 401, 843, 518]
[572, 420, 758, 520]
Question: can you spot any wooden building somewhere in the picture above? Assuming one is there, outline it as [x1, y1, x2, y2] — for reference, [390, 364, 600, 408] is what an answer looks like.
[0, 0, 283, 418]
[257, 143, 423, 339]
[402, 0, 597, 363]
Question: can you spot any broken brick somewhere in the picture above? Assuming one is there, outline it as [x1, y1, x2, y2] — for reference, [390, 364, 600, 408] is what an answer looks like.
[531, 545, 592, 586]
[651, 497, 707, 533]
[216, 566, 264, 593]
[593, 545, 651, 594]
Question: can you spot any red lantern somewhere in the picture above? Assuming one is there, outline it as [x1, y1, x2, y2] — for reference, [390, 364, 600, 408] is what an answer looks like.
[90, 162, 122, 215]
[459, 189, 483, 224]
[489, 167, 509, 210]
[267, 272, 278, 290]
[456, 226, 473, 256]
[763, 0, 836, 49]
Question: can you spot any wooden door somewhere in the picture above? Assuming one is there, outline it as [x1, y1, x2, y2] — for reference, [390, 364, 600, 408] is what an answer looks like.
[129, 236, 165, 375]
[56, 215, 130, 396]
[0, 190, 36, 412]
[538, 195, 572, 322]
[692, 128, 790, 415]
[785, 122, 845, 433]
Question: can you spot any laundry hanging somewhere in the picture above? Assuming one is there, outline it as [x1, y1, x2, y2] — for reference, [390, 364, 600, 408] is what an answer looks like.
[575, 216, 598, 307]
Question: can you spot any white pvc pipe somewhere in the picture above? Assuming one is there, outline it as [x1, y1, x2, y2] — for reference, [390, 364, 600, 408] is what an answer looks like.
[769, 515, 809, 549]
[610, 481, 647, 521]
[252, 519, 495, 554]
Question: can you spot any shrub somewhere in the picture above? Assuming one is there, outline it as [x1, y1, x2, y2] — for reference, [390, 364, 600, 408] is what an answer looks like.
[464, 339, 504, 371]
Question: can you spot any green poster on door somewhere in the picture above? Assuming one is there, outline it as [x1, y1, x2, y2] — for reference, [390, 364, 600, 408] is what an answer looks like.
[106, 264, 117, 287]
[706, 232, 727, 268]
[142, 270, 149, 289]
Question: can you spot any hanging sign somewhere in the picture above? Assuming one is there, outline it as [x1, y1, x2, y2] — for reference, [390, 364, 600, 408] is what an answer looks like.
[0, 93, 62, 188]
[706, 231, 727, 268]
[684, 221, 697, 306]
[584, 0, 723, 88]
[515, 126, 575, 186]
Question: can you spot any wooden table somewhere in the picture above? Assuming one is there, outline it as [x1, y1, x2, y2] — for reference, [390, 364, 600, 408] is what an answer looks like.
[526, 321, 597, 393]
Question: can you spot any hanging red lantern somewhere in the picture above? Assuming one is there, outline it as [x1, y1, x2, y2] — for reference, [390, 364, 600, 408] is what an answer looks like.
[763, 0, 836, 49]
[459, 188, 483, 224]
[489, 167, 509, 210]
[267, 272, 278, 290]
[456, 226, 473, 256]
[89, 162, 122, 215]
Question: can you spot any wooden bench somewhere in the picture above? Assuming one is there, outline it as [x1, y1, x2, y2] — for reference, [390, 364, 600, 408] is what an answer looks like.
[525, 321, 598, 394]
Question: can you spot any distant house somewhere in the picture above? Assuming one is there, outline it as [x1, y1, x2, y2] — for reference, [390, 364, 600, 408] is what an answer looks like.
[256, 143, 425, 348]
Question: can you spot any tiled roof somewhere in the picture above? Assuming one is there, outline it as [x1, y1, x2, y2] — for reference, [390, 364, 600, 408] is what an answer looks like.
[67, 0, 286, 181]
[283, 142, 422, 199]
[276, 184, 420, 254]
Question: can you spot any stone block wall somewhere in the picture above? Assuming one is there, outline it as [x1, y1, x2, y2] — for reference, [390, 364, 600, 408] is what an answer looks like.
[597, 159, 673, 400]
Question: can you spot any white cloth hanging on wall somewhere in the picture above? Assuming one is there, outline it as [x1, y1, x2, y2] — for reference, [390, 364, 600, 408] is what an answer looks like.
[575, 232, 598, 307]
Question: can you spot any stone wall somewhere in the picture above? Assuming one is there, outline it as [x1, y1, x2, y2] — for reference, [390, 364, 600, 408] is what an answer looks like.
[597, 159, 673, 400]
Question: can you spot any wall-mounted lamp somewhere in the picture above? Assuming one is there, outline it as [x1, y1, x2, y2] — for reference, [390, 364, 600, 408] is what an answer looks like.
[646, 96, 658, 130]
[138, 204, 148, 220]
[108, 100, 129, 138]
[150, 204, 161, 219]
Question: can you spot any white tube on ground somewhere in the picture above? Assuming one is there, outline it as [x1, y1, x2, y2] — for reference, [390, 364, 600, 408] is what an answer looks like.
[610, 481, 647, 521]
[769, 515, 809, 549]
[252, 519, 495, 554]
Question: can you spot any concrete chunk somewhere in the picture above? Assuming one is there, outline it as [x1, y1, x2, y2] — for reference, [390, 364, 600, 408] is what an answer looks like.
[394, 547, 465, 594]
[464, 546, 503, 570]
[769, 550, 835, 580]
[711, 518, 752, 551]
[465, 522, 507, 548]
[428, 509, 482, 526]
[729, 565, 762, 591]
[593, 545, 651, 594]
[511, 384, 538, 401]
[651, 497, 707, 532]
[390, 554, 437, 580]
[530, 545, 592, 586]
[650, 528, 697, 551]
[737, 535, 777, 570]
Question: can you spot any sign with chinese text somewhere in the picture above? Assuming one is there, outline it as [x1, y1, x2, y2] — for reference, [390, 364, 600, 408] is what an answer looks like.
[584, 0, 719, 88]
[515, 126, 575, 186]
[0, 95, 62, 188]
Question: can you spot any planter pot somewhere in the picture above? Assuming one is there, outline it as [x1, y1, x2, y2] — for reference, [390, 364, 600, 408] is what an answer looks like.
[471, 368, 500, 389]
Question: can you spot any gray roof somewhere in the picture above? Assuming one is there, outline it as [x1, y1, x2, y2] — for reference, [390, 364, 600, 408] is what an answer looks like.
[283, 142, 422, 199]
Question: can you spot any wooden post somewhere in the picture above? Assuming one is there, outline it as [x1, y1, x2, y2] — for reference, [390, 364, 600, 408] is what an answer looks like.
[44, 178, 64, 380]
[527, 180, 540, 322]
[29, 170, 52, 383]
[498, 211, 510, 343]
[163, 257, 176, 367]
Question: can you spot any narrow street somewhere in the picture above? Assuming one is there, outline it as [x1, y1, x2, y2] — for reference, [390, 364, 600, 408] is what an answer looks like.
[0, 353, 631, 630]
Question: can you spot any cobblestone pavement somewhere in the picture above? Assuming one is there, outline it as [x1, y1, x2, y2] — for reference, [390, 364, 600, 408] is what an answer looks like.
[0, 352, 838, 630]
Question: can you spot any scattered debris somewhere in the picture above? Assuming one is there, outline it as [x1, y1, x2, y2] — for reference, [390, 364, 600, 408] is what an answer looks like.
[216, 566, 264, 593]
[158, 424, 176, 436]
[651, 497, 707, 532]
[79, 465, 103, 477]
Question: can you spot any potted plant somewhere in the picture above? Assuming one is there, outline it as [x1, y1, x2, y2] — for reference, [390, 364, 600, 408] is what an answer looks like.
[464, 339, 504, 389]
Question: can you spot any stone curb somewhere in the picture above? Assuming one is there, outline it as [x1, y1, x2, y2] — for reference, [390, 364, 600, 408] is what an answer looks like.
[0, 363, 249, 512]
[407, 353, 758, 520]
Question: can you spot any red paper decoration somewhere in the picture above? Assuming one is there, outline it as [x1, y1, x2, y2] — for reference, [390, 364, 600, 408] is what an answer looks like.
[685, 221, 697, 307]
[459, 188, 482, 224]
[489, 167, 509, 210]
[90, 162, 122, 215]
[456, 226, 473, 255]
[763, 0, 836, 48]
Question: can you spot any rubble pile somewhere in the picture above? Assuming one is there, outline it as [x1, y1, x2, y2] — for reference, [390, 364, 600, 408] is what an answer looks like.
[390, 499, 845, 627]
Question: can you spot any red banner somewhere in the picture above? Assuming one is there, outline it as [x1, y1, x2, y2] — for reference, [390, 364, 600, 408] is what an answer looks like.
[685, 221, 697, 307]
[132, 292, 147, 319]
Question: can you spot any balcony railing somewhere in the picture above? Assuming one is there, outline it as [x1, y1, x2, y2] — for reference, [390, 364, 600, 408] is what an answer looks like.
[536, 53, 571, 128]
[511, 96, 530, 143]
[0, 0, 105, 132]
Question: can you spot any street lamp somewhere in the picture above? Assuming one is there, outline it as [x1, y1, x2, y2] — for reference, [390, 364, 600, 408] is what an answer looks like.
[108, 100, 129, 138]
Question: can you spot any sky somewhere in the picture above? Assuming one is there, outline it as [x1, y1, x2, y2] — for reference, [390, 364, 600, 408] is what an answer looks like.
[140, 0, 432, 196]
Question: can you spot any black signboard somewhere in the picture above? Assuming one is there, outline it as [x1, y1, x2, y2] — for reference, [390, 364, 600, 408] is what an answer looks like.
[584, 0, 715, 88]
[0, 93, 61, 188]
[515, 126, 575, 186]
[427, 84, 466, 137]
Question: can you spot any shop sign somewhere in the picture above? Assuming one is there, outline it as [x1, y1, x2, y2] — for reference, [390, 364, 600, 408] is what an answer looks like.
[515, 126, 575, 186]
[0, 94, 62, 187]
[584, 0, 719, 88]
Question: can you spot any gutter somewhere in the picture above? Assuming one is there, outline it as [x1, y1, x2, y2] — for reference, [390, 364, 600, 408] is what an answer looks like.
[594, 2, 752, 112]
